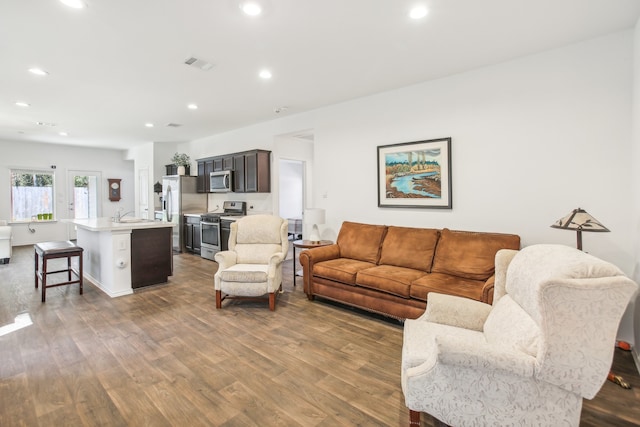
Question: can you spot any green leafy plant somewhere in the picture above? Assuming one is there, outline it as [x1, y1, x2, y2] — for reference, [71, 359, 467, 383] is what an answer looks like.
[171, 152, 191, 167]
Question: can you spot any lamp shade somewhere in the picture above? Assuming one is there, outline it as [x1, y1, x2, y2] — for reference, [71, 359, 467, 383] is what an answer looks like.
[550, 208, 610, 232]
[304, 208, 325, 225]
[550, 207, 609, 251]
[304, 208, 325, 243]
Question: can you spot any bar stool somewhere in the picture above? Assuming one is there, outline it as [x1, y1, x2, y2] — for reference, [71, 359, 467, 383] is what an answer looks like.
[34, 241, 83, 302]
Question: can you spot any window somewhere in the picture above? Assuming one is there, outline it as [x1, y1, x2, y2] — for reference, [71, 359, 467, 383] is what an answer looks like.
[11, 169, 56, 222]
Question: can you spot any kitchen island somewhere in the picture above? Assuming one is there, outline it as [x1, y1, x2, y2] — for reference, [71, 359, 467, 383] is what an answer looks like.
[65, 218, 175, 297]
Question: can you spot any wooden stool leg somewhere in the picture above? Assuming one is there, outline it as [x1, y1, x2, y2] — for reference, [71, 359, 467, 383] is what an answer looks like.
[67, 256, 72, 281]
[41, 256, 48, 302]
[79, 253, 83, 295]
[34, 249, 39, 289]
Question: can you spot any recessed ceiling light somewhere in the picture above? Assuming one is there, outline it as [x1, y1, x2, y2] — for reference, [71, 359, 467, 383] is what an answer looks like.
[409, 6, 428, 19]
[59, 131, 68, 136]
[259, 69, 272, 79]
[187, 103, 198, 110]
[15, 101, 30, 107]
[28, 68, 49, 76]
[60, 0, 86, 9]
[145, 123, 154, 128]
[241, 2, 262, 16]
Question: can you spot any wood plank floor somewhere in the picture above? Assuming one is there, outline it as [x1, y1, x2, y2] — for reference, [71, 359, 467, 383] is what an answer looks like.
[0, 245, 639, 426]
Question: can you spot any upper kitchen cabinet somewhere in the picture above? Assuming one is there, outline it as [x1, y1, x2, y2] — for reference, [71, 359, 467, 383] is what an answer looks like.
[233, 153, 245, 193]
[197, 149, 271, 193]
[244, 150, 271, 193]
[197, 159, 214, 192]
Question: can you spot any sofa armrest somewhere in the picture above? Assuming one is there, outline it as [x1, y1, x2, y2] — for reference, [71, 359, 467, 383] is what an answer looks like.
[419, 293, 492, 331]
[493, 249, 519, 303]
[482, 275, 495, 304]
[299, 244, 341, 293]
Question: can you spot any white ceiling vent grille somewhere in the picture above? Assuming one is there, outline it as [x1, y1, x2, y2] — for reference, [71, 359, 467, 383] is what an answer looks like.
[166, 123, 182, 128]
[184, 56, 214, 71]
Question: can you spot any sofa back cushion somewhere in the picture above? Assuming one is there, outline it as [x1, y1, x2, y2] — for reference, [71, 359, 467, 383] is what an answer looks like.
[378, 226, 440, 272]
[431, 229, 520, 280]
[336, 221, 387, 264]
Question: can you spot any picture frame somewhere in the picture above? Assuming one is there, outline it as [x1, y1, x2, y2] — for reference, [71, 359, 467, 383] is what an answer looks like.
[377, 137, 452, 209]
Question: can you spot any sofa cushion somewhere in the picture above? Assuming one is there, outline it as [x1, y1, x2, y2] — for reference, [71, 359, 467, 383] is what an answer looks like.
[378, 226, 440, 272]
[431, 229, 520, 280]
[313, 258, 377, 285]
[356, 265, 427, 298]
[410, 272, 487, 302]
[336, 221, 387, 264]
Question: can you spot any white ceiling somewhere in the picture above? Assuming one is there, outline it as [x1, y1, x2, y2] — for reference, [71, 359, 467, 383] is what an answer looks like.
[2, 0, 640, 150]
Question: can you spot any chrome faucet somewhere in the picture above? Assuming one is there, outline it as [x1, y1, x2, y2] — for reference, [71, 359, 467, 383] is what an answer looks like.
[113, 209, 135, 222]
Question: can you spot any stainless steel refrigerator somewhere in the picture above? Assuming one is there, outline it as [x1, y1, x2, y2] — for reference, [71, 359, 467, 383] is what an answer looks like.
[162, 175, 207, 252]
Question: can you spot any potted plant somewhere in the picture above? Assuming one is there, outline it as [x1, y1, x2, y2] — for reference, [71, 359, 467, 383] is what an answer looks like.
[171, 152, 191, 175]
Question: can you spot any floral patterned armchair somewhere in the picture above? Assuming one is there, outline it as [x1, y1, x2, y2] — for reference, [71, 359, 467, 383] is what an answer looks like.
[401, 244, 637, 426]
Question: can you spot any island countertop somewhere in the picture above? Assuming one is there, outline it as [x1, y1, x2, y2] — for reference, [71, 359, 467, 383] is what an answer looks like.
[64, 217, 176, 231]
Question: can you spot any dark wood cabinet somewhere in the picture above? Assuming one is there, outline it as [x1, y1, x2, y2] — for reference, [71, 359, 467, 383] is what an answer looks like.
[197, 149, 270, 193]
[220, 219, 234, 251]
[244, 150, 270, 192]
[165, 164, 190, 176]
[131, 228, 172, 288]
[223, 156, 234, 171]
[197, 159, 214, 192]
[184, 215, 201, 254]
[233, 154, 246, 192]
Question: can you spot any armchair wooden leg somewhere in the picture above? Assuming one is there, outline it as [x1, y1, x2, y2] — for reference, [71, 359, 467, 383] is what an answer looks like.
[215, 290, 222, 309]
[269, 292, 275, 311]
[409, 410, 421, 426]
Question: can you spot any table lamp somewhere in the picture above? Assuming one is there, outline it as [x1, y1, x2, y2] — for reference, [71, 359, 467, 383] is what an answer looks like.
[304, 208, 325, 243]
[550, 207, 610, 251]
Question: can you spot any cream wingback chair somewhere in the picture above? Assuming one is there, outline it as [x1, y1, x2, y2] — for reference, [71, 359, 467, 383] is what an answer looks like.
[0, 220, 12, 264]
[401, 244, 638, 427]
[214, 215, 288, 311]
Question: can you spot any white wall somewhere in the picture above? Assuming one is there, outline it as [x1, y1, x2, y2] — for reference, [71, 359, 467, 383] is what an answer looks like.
[0, 140, 134, 245]
[186, 30, 634, 270]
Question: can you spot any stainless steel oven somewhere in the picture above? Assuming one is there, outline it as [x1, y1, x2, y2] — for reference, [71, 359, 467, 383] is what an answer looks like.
[200, 218, 220, 261]
[200, 201, 246, 261]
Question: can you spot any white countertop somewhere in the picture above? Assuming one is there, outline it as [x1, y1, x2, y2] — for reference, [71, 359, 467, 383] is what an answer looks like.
[64, 217, 176, 231]
[220, 215, 244, 221]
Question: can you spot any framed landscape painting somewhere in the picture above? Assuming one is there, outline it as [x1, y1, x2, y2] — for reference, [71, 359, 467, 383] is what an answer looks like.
[377, 137, 452, 209]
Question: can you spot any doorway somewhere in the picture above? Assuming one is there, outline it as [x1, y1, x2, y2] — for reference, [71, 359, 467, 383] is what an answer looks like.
[68, 170, 102, 240]
[279, 159, 304, 240]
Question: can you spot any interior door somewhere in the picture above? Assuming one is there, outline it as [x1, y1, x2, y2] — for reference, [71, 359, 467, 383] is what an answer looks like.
[68, 170, 101, 240]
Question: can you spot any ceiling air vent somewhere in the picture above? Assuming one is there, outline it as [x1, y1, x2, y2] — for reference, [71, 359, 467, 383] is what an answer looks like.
[166, 123, 182, 128]
[184, 56, 214, 71]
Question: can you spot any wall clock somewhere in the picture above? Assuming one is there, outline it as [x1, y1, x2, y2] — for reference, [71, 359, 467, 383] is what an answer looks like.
[108, 179, 121, 201]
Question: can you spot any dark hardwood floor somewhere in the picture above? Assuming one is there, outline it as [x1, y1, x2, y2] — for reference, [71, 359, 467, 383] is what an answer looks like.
[0, 245, 639, 426]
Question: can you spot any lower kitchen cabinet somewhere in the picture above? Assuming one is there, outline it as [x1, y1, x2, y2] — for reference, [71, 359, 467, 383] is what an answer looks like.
[131, 228, 173, 289]
[184, 215, 201, 254]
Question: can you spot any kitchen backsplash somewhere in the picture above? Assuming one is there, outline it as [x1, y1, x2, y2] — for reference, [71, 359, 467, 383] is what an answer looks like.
[207, 192, 272, 214]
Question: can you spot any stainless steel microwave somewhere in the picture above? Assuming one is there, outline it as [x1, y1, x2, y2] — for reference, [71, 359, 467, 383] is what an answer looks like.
[210, 170, 232, 192]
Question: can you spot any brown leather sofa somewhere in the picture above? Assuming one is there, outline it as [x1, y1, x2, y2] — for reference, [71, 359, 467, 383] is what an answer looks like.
[299, 221, 520, 320]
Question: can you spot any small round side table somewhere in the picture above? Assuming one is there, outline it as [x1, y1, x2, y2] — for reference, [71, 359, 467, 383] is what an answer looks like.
[292, 239, 333, 286]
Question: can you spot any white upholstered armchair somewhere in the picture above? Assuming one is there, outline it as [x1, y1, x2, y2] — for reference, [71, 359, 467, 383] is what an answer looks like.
[214, 215, 288, 311]
[401, 244, 637, 427]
